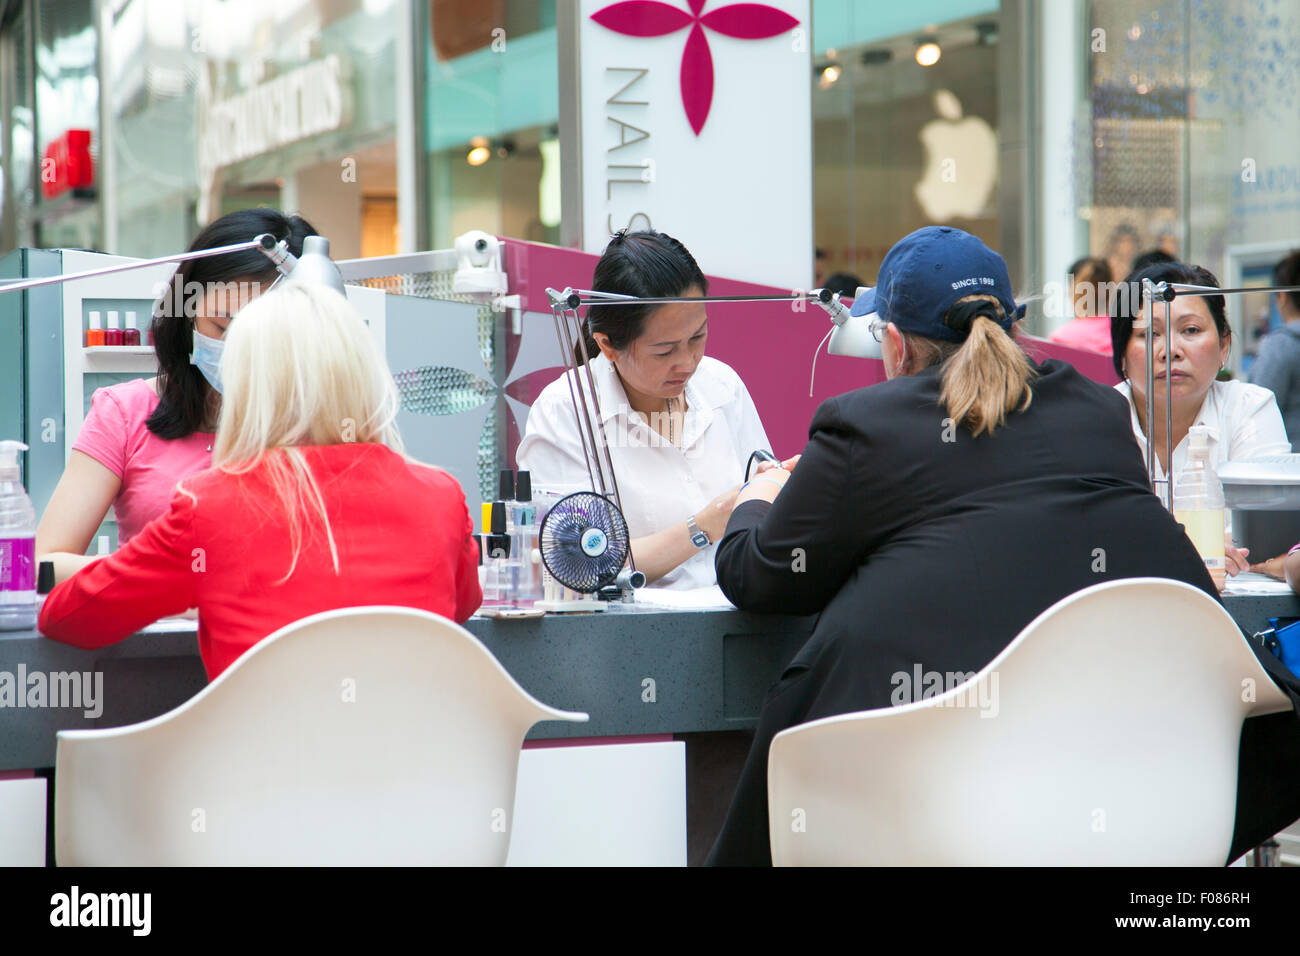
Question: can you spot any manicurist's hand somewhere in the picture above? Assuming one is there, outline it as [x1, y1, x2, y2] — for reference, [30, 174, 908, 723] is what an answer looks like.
[757, 454, 800, 473]
[737, 464, 789, 507]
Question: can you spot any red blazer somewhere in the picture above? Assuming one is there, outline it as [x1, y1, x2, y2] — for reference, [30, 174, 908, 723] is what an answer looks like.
[40, 443, 482, 680]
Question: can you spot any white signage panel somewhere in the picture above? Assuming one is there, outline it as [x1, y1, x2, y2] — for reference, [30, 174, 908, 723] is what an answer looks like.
[570, 0, 813, 289]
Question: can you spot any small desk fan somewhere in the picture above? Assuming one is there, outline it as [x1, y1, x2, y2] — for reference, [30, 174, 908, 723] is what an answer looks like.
[538, 492, 631, 600]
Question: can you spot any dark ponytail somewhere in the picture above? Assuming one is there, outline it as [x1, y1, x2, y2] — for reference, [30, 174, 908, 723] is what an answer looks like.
[573, 230, 708, 365]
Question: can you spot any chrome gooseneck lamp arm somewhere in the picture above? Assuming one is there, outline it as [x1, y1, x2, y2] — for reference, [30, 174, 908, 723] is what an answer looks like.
[1141, 277, 1175, 506]
[0, 233, 346, 296]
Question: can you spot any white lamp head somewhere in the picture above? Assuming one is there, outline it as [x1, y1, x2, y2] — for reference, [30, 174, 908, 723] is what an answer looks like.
[256, 233, 347, 295]
[829, 285, 883, 359]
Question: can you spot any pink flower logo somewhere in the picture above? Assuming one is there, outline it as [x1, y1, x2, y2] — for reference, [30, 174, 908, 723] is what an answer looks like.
[591, 0, 800, 135]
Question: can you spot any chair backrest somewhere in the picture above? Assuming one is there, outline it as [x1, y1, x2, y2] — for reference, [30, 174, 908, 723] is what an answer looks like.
[55, 606, 586, 865]
[767, 578, 1292, 866]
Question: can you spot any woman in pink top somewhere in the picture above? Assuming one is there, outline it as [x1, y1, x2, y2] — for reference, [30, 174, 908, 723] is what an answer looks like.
[1048, 256, 1114, 355]
[36, 208, 318, 583]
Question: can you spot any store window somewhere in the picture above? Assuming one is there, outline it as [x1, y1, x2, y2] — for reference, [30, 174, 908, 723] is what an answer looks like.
[0, 4, 37, 253]
[425, 0, 559, 247]
[1084, 0, 1300, 372]
[0, 0, 99, 253]
[105, 0, 403, 259]
[811, 1, 1001, 288]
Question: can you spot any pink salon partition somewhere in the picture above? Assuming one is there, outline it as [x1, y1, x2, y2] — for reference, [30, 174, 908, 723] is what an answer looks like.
[502, 238, 1120, 461]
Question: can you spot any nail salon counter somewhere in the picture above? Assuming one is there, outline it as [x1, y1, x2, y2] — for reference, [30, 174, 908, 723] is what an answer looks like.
[3, 592, 1298, 770]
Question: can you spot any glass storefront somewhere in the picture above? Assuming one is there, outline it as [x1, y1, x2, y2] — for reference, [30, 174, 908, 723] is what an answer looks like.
[419, 0, 1006, 275]
[423, 0, 560, 248]
[811, 2, 1001, 287]
[1072, 0, 1300, 368]
[102, 0, 404, 258]
[3, 0, 1297, 334]
[0, 0, 98, 252]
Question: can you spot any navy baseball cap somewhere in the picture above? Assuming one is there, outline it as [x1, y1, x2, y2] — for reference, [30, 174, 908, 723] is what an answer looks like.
[849, 226, 1020, 344]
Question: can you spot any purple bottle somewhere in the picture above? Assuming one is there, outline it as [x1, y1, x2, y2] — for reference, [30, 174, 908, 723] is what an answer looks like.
[0, 440, 37, 630]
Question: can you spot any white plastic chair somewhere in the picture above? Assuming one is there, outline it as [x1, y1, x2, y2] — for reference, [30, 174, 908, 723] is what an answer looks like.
[55, 606, 587, 866]
[767, 578, 1293, 866]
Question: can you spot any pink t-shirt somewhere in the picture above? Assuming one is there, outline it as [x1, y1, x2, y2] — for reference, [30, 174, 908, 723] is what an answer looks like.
[72, 378, 214, 544]
[1048, 316, 1113, 355]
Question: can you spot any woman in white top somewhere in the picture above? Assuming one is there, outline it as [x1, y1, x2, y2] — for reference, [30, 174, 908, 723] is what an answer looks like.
[517, 230, 775, 589]
[1111, 260, 1291, 579]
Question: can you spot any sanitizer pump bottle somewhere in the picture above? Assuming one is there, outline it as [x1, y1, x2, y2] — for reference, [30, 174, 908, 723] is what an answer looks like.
[0, 440, 38, 630]
[1172, 425, 1227, 590]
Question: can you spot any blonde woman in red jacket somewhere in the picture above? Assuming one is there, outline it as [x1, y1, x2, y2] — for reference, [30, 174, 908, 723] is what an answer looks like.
[40, 283, 482, 680]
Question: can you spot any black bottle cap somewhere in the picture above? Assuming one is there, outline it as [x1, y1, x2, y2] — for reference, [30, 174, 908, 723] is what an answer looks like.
[487, 534, 511, 558]
[474, 534, 483, 565]
[499, 469, 515, 501]
[515, 470, 532, 502]
[490, 500, 507, 534]
[37, 561, 55, 595]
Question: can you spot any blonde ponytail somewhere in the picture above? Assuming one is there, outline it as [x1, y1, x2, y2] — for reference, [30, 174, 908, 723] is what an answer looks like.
[901, 294, 1037, 437]
[939, 315, 1036, 436]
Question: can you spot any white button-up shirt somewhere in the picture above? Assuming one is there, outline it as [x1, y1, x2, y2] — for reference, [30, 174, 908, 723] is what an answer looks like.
[517, 354, 771, 590]
[1115, 379, 1290, 506]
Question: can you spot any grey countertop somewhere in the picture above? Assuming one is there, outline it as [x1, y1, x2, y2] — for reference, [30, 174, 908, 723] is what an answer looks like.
[3, 591, 1297, 770]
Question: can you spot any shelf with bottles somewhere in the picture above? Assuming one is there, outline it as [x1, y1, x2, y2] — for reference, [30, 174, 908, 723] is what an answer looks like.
[83, 309, 147, 349]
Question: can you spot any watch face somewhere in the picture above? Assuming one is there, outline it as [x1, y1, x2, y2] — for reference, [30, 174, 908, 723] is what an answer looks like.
[692, 532, 710, 549]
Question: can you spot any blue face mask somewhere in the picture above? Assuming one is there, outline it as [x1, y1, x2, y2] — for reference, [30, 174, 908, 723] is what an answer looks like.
[190, 329, 224, 394]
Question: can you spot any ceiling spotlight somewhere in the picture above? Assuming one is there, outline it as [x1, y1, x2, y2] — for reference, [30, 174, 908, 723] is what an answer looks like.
[818, 63, 842, 89]
[467, 137, 490, 166]
[860, 48, 892, 66]
[915, 40, 941, 67]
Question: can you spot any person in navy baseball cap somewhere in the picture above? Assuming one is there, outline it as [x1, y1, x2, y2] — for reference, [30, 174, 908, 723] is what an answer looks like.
[844, 226, 1025, 365]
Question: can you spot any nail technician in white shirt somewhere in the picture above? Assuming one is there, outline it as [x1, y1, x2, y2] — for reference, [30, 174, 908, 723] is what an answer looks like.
[1111, 260, 1291, 579]
[517, 230, 776, 590]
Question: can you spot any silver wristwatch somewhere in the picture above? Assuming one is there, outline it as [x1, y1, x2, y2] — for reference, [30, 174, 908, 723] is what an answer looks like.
[686, 515, 710, 549]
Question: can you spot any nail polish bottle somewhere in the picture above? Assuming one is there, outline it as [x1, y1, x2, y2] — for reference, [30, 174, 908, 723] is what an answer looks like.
[105, 311, 124, 346]
[36, 561, 55, 614]
[123, 311, 141, 346]
[85, 311, 104, 347]
[499, 469, 516, 532]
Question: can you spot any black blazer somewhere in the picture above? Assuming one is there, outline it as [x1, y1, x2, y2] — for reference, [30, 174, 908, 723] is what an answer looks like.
[709, 358, 1300, 866]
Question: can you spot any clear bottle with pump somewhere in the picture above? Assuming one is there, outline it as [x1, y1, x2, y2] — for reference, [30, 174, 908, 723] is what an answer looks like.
[1172, 425, 1226, 590]
[0, 441, 38, 630]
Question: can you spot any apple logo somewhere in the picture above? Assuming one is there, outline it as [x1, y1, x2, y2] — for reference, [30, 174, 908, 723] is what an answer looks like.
[914, 89, 997, 222]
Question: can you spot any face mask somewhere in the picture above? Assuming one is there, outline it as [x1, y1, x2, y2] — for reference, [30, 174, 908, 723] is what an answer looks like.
[190, 329, 224, 394]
